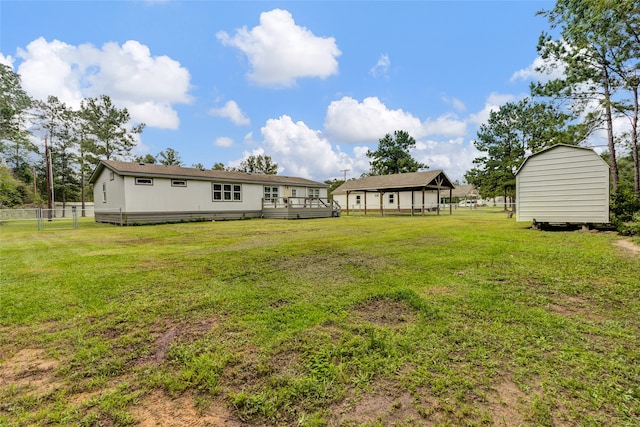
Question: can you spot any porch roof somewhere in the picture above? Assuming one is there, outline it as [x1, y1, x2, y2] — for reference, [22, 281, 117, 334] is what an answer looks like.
[333, 170, 454, 194]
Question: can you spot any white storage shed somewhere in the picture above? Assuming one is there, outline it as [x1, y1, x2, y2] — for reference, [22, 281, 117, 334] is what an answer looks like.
[515, 144, 609, 225]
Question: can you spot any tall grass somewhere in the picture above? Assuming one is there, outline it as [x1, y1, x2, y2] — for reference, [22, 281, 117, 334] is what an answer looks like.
[1, 211, 638, 426]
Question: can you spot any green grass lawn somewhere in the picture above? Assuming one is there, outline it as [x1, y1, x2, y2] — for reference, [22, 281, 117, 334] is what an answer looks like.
[1, 210, 639, 426]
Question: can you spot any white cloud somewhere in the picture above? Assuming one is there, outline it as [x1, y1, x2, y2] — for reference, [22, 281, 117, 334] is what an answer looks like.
[0, 54, 14, 67]
[209, 100, 250, 125]
[217, 9, 341, 87]
[260, 115, 352, 179]
[14, 37, 191, 129]
[324, 96, 466, 142]
[413, 137, 481, 182]
[324, 96, 422, 142]
[511, 53, 567, 83]
[214, 137, 235, 148]
[467, 92, 517, 126]
[370, 54, 390, 78]
[442, 96, 466, 112]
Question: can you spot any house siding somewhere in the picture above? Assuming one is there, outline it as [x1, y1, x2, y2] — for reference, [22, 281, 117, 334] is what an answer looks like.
[516, 145, 609, 223]
[333, 190, 440, 212]
[91, 161, 333, 224]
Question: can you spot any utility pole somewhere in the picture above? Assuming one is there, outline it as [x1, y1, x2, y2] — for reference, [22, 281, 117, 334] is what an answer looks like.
[44, 136, 54, 221]
[341, 169, 350, 181]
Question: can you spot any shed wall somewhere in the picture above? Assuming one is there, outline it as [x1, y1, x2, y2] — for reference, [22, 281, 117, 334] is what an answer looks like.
[516, 146, 609, 223]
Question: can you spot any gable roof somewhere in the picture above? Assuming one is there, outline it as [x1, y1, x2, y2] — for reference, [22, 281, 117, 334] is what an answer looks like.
[332, 170, 454, 194]
[515, 144, 609, 176]
[89, 160, 329, 187]
[450, 184, 479, 198]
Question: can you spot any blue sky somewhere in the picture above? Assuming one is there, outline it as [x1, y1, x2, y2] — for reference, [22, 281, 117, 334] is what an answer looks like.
[1, 0, 555, 182]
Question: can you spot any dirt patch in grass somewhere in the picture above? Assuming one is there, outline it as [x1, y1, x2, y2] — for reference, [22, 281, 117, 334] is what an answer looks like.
[277, 250, 392, 283]
[486, 378, 528, 426]
[548, 295, 605, 321]
[0, 348, 63, 395]
[131, 390, 242, 426]
[615, 239, 640, 255]
[353, 297, 418, 327]
[147, 317, 219, 365]
[329, 381, 418, 426]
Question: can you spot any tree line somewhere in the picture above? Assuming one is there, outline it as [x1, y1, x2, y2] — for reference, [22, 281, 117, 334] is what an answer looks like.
[0, 62, 283, 211]
[1, 64, 145, 212]
[466, 0, 639, 223]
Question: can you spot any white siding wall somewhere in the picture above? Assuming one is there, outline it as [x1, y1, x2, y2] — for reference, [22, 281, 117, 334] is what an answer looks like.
[516, 146, 609, 223]
[333, 190, 439, 211]
[94, 169, 126, 212]
[122, 177, 265, 213]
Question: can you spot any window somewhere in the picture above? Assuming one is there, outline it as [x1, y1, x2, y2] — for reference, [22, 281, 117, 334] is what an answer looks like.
[109, 172, 115, 181]
[291, 189, 297, 197]
[135, 177, 153, 185]
[264, 186, 279, 201]
[171, 180, 187, 187]
[212, 183, 241, 202]
[102, 182, 107, 203]
[389, 194, 395, 204]
[355, 195, 361, 205]
[309, 188, 320, 198]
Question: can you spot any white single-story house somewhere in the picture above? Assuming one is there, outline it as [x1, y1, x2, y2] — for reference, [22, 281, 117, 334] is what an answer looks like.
[515, 144, 610, 226]
[332, 170, 455, 215]
[89, 160, 335, 225]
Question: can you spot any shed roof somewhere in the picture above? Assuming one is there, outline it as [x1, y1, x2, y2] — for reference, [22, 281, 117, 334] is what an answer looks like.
[332, 170, 454, 194]
[515, 144, 609, 175]
[89, 160, 329, 187]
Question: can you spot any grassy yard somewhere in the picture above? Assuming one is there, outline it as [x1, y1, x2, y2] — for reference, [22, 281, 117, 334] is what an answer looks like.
[1, 210, 639, 426]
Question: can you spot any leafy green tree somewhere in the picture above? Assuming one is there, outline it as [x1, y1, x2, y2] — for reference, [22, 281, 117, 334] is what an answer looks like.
[367, 130, 426, 175]
[157, 147, 183, 166]
[466, 98, 574, 209]
[32, 96, 81, 206]
[212, 162, 226, 171]
[192, 162, 205, 170]
[0, 64, 35, 182]
[134, 154, 157, 164]
[0, 164, 37, 207]
[237, 154, 278, 174]
[534, 0, 640, 190]
[80, 95, 145, 163]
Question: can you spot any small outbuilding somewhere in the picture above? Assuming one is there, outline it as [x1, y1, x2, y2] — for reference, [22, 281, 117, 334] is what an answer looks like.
[515, 144, 610, 226]
[331, 170, 455, 215]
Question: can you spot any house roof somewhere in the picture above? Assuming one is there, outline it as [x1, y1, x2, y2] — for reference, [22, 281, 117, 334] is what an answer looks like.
[89, 160, 329, 187]
[515, 144, 609, 175]
[332, 170, 454, 194]
[449, 184, 479, 198]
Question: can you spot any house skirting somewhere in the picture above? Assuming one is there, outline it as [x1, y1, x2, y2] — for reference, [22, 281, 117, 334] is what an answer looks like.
[95, 210, 262, 225]
[95, 207, 337, 225]
[261, 206, 335, 219]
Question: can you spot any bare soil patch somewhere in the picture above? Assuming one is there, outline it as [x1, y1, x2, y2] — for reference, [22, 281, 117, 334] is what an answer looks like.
[548, 295, 605, 321]
[131, 391, 242, 427]
[485, 378, 528, 426]
[329, 382, 418, 426]
[0, 348, 63, 395]
[147, 317, 218, 365]
[353, 297, 418, 327]
[615, 239, 640, 255]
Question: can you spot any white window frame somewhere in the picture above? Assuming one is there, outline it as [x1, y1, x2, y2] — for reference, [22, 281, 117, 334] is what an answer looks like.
[355, 195, 361, 205]
[389, 193, 394, 204]
[135, 177, 153, 186]
[264, 186, 279, 201]
[309, 188, 320, 198]
[171, 179, 187, 187]
[102, 182, 107, 203]
[212, 182, 241, 202]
